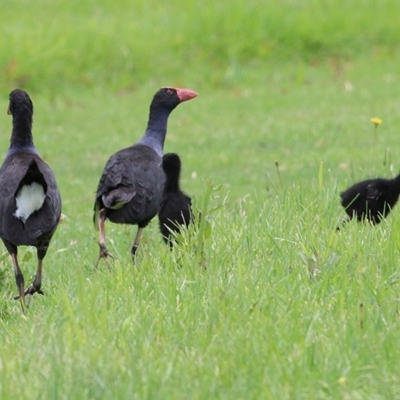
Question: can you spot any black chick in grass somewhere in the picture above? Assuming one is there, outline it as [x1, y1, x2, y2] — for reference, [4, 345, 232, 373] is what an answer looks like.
[340, 175, 400, 225]
[93, 87, 197, 264]
[158, 153, 193, 247]
[0, 89, 62, 311]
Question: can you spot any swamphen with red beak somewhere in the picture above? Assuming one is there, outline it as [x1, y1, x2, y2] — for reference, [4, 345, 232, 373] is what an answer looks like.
[158, 153, 193, 247]
[340, 175, 400, 225]
[94, 87, 197, 263]
[0, 89, 62, 311]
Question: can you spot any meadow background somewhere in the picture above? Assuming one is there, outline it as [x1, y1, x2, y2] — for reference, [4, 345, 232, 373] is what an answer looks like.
[1, 0, 400, 398]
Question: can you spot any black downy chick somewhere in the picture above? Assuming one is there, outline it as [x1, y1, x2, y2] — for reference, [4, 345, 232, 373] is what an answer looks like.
[158, 153, 193, 247]
[340, 175, 400, 225]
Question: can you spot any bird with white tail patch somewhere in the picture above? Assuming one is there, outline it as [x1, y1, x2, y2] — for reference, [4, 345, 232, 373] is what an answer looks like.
[0, 89, 62, 312]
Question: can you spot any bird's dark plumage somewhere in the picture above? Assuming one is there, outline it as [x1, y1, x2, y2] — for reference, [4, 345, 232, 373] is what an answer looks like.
[93, 87, 197, 262]
[158, 153, 193, 247]
[0, 89, 62, 310]
[340, 175, 400, 225]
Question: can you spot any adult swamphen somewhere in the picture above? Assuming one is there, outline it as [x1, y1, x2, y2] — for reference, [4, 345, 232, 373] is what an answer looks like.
[340, 175, 400, 225]
[158, 153, 193, 247]
[93, 87, 197, 263]
[0, 89, 62, 311]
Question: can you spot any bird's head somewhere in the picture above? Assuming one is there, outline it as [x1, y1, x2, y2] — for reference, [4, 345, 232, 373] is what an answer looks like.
[162, 153, 182, 176]
[151, 87, 198, 112]
[366, 183, 382, 200]
[7, 89, 33, 117]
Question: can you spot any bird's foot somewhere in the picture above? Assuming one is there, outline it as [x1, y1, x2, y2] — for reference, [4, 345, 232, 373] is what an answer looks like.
[13, 285, 44, 300]
[96, 243, 114, 267]
[25, 285, 44, 296]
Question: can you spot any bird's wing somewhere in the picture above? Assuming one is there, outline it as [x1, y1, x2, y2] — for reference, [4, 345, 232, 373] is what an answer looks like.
[95, 150, 136, 202]
[0, 157, 32, 241]
[24, 160, 61, 239]
[93, 151, 137, 229]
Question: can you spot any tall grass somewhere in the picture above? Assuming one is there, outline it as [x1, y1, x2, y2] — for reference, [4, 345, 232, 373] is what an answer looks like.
[1, 181, 400, 398]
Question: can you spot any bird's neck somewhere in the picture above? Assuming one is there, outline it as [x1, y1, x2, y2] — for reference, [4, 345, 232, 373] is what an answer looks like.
[10, 112, 35, 151]
[164, 175, 181, 192]
[140, 107, 172, 152]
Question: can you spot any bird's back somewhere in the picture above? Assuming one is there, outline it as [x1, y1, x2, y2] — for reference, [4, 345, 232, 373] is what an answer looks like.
[0, 152, 61, 246]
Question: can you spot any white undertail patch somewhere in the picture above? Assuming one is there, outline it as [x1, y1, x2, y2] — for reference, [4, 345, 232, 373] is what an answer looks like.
[14, 182, 46, 223]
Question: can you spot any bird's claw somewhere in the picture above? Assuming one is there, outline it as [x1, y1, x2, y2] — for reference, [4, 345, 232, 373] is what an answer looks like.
[13, 286, 44, 300]
[25, 286, 44, 296]
[96, 243, 115, 266]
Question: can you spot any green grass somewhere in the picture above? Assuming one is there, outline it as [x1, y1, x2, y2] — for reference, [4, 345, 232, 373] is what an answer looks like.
[1, 0, 400, 399]
[2, 0, 400, 91]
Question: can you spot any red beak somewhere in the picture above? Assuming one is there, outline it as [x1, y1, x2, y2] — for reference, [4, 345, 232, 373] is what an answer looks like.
[175, 88, 198, 103]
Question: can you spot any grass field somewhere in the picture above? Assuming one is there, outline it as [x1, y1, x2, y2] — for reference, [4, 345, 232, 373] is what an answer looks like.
[1, 1, 400, 399]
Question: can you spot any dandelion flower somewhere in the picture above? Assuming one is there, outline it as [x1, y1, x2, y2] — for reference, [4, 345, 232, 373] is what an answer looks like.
[338, 376, 347, 385]
[371, 117, 382, 126]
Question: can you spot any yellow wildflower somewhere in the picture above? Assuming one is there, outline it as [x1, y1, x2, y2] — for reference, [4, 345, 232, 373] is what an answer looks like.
[338, 376, 346, 385]
[371, 117, 382, 126]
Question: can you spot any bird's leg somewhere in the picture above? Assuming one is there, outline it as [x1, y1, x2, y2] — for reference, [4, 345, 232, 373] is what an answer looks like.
[10, 252, 27, 313]
[130, 227, 144, 262]
[24, 249, 45, 296]
[96, 208, 114, 266]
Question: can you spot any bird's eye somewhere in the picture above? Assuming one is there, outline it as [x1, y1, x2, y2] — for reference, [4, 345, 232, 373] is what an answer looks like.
[165, 89, 173, 95]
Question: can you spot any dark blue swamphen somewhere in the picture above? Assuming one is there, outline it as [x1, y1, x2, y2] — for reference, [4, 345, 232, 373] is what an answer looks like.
[93, 87, 197, 263]
[0, 89, 62, 311]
